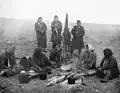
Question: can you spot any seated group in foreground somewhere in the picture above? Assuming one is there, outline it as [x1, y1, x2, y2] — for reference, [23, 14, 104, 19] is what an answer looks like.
[0, 45, 119, 83]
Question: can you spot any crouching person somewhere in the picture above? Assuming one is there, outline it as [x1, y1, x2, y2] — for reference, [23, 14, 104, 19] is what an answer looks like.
[31, 47, 52, 74]
[49, 44, 62, 67]
[0, 46, 17, 77]
[96, 48, 119, 83]
[77, 44, 97, 70]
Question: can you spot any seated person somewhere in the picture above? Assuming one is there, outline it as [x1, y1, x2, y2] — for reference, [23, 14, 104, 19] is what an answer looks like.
[77, 44, 97, 70]
[96, 48, 119, 83]
[49, 44, 62, 67]
[31, 47, 52, 74]
[0, 46, 17, 77]
[19, 56, 31, 71]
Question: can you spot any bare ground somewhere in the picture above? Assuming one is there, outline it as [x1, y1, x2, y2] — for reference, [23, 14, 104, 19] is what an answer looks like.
[0, 31, 120, 93]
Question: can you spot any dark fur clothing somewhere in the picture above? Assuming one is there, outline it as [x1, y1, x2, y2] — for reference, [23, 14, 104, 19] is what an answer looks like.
[19, 57, 31, 71]
[0, 51, 16, 70]
[96, 48, 119, 80]
[71, 25, 85, 50]
[49, 45, 62, 63]
[31, 48, 52, 72]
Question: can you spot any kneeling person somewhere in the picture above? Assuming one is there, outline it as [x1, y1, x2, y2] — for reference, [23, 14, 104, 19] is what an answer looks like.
[77, 44, 97, 70]
[31, 47, 52, 74]
[49, 44, 62, 67]
[96, 48, 119, 83]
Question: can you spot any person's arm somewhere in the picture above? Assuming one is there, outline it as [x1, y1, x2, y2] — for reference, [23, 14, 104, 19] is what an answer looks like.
[35, 23, 41, 32]
[105, 57, 117, 70]
[89, 52, 97, 67]
[51, 21, 55, 31]
[79, 26, 85, 36]
[71, 26, 76, 36]
[0, 56, 6, 69]
[31, 57, 42, 71]
[58, 21, 62, 32]
[11, 54, 16, 68]
[79, 50, 85, 64]
[43, 55, 52, 66]
[43, 23, 47, 32]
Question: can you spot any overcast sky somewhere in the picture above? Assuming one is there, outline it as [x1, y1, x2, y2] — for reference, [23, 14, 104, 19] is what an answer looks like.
[0, 0, 120, 24]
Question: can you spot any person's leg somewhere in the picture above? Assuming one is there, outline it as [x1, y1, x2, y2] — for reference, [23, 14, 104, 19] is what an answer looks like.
[100, 70, 112, 83]
[43, 66, 52, 74]
[95, 69, 105, 79]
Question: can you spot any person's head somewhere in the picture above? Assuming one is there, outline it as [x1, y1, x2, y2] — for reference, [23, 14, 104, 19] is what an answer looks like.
[103, 48, 113, 58]
[37, 17, 42, 23]
[54, 15, 58, 21]
[33, 47, 42, 58]
[85, 44, 89, 52]
[85, 44, 95, 52]
[7, 46, 16, 55]
[77, 20, 81, 26]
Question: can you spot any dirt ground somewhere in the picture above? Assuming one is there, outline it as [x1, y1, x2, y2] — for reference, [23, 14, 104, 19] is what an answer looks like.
[0, 32, 120, 93]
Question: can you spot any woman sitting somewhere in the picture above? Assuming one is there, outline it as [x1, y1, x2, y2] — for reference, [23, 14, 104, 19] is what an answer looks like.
[96, 48, 119, 83]
[31, 47, 52, 74]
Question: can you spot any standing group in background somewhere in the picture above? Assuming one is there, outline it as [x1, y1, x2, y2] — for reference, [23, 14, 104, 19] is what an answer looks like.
[35, 15, 85, 55]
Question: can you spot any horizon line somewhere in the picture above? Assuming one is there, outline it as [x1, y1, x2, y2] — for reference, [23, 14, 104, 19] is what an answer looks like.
[0, 17, 120, 26]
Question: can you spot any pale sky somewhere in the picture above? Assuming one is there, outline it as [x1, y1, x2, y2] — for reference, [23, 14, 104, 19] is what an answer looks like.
[0, 0, 120, 24]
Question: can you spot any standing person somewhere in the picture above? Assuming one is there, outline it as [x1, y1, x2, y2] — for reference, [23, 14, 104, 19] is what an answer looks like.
[71, 20, 85, 55]
[51, 15, 62, 49]
[35, 17, 47, 52]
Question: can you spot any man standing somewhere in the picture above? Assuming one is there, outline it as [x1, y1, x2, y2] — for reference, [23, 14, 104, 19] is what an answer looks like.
[71, 20, 85, 55]
[51, 15, 62, 49]
[35, 17, 47, 52]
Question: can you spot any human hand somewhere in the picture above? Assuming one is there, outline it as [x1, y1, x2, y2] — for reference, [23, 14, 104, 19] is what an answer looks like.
[98, 67, 102, 71]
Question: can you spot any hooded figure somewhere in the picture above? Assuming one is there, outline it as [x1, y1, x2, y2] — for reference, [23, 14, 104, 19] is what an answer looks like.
[35, 17, 47, 51]
[96, 48, 119, 83]
[76, 44, 97, 70]
[71, 20, 85, 54]
[31, 47, 52, 73]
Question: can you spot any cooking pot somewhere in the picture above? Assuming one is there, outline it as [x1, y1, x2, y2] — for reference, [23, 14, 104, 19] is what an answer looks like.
[60, 64, 72, 72]
[68, 76, 76, 84]
[39, 71, 47, 80]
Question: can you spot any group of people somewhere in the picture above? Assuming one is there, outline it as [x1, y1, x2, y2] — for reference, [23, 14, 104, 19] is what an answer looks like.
[77, 44, 119, 82]
[0, 15, 119, 84]
[35, 15, 85, 55]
